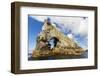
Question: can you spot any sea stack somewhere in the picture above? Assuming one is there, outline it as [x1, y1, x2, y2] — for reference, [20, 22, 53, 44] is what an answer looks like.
[32, 18, 85, 58]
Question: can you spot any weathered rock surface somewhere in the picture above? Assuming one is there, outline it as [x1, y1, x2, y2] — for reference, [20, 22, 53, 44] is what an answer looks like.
[32, 19, 85, 58]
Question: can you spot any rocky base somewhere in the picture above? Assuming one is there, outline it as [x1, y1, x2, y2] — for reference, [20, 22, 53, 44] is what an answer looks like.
[32, 48, 85, 58]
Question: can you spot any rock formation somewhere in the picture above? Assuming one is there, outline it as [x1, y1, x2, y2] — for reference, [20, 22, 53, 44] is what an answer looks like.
[32, 18, 85, 58]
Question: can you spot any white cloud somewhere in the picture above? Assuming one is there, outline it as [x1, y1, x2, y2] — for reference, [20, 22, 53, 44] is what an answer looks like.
[67, 33, 73, 39]
[30, 15, 47, 22]
[54, 17, 88, 37]
[30, 15, 88, 36]
[78, 18, 88, 36]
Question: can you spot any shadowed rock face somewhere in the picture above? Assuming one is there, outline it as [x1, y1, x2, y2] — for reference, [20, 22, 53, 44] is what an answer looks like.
[48, 37, 59, 50]
[32, 19, 85, 58]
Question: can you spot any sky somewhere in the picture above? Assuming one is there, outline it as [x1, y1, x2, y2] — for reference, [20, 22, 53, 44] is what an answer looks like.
[28, 16, 43, 53]
[28, 15, 88, 53]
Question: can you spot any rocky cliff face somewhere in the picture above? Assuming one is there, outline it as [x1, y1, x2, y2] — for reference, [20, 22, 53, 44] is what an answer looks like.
[32, 18, 85, 58]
